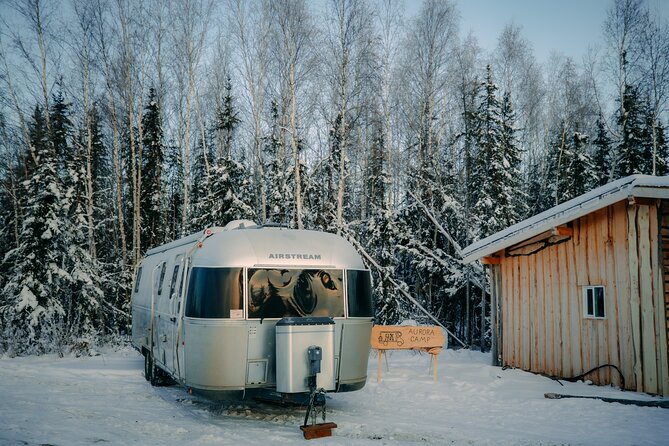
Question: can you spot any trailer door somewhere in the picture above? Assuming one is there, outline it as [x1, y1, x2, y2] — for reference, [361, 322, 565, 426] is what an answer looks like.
[151, 261, 169, 365]
[151, 261, 167, 359]
[168, 254, 184, 374]
[172, 254, 190, 379]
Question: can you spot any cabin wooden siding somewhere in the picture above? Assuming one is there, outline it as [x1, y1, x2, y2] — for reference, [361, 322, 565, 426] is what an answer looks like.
[490, 200, 669, 396]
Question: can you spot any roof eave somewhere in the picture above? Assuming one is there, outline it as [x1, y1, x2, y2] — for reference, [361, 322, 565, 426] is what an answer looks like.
[461, 175, 669, 264]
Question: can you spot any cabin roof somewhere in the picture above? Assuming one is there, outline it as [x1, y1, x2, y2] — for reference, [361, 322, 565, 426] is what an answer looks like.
[461, 175, 669, 263]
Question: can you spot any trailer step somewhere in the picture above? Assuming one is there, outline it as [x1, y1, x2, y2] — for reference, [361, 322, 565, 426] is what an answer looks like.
[300, 422, 337, 439]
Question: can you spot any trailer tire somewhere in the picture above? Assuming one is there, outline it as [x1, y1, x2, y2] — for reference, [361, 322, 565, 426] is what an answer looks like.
[149, 358, 159, 386]
[144, 352, 153, 382]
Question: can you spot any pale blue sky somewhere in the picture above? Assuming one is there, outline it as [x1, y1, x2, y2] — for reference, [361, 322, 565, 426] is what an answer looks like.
[454, 0, 669, 64]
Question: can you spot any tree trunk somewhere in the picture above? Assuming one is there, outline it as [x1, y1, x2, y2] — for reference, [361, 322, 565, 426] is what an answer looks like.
[290, 64, 304, 230]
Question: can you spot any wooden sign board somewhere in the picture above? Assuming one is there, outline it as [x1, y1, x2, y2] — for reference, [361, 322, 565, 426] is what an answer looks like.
[370, 325, 446, 383]
[371, 325, 445, 350]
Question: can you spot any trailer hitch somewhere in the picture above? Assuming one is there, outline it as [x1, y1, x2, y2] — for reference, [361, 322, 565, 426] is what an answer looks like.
[300, 346, 337, 440]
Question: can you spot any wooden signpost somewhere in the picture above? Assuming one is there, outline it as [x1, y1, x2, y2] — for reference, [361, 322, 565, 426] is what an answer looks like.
[370, 325, 446, 383]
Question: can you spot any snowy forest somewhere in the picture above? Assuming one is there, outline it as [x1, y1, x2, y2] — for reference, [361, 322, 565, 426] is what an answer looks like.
[0, 0, 667, 356]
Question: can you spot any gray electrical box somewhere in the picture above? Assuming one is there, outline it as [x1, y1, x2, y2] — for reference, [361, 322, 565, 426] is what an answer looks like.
[307, 346, 322, 375]
[275, 317, 335, 393]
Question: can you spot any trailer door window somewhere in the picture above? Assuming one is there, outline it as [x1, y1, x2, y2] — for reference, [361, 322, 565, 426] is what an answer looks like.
[157, 262, 167, 295]
[185, 267, 243, 318]
[169, 264, 180, 299]
[347, 270, 373, 317]
[134, 267, 143, 293]
[248, 269, 345, 319]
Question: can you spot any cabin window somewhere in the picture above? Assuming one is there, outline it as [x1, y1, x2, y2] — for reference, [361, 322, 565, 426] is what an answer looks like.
[185, 267, 243, 318]
[247, 268, 345, 319]
[583, 286, 605, 318]
[347, 270, 373, 317]
[169, 264, 180, 299]
[157, 262, 167, 295]
[134, 267, 143, 293]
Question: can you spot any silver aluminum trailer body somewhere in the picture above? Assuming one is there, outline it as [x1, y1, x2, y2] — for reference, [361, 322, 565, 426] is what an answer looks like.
[131, 221, 373, 398]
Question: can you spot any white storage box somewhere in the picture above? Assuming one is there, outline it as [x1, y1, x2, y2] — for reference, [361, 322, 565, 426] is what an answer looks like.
[275, 317, 335, 393]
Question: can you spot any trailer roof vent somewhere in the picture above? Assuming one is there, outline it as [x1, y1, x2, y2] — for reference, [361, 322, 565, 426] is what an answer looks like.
[223, 219, 257, 231]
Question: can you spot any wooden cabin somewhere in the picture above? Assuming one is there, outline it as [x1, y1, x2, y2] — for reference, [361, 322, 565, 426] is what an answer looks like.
[462, 175, 669, 396]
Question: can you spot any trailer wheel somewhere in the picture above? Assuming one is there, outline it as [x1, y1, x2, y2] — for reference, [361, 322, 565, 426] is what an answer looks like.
[144, 352, 153, 382]
[149, 357, 160, 386]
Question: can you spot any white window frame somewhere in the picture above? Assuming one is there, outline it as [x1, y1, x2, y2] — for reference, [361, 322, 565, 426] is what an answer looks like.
[583, 285, 606, 319]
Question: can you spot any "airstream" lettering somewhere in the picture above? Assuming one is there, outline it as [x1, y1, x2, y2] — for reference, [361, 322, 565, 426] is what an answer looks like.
[268, 253, 322, 260]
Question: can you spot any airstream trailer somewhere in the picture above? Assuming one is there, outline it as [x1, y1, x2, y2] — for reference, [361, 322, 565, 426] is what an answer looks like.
[131, 220, 374, 400]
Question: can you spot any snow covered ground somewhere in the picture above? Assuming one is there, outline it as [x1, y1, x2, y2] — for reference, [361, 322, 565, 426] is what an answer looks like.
[1, 347, 668, 445]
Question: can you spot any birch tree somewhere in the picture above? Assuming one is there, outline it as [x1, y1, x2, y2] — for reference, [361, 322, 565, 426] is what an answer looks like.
[230, 0, 270, 222]
[269, 0, 315, 230]
[171, 0, 214, 234]
[321, 0, 376, 232]
[402, 0, 457, 171]
[638, 10, 669, 174]
[493, 23, 544, 163]
[70, 0, 100, 259]
[91, 0, 127, 265]
[604, 0, 646, 174]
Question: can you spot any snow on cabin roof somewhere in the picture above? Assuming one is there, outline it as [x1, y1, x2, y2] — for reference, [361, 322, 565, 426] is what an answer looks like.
[461, 175, 669, 264]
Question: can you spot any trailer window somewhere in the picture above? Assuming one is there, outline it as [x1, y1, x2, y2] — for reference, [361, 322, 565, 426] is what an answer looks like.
[157, 262, 167, 295]
[185, 267, 243, 318]
[169, 264, 180, 299]
[248, 268, 345, 319]
[347, 270, 373, 317]
[134, 267, 143, 293]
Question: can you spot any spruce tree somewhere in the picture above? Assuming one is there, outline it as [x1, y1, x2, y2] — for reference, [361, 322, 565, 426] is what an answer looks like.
[163, 144, 184, 240]
[211, 80, 255, 226]
[64, 141, 105, 347]
[524, 157, 547, 217]
[190, 84, 256, 230]
[543, 123, 597, 205]
[614, 84, 650, 177]
[0, 115, 20, 345]
[53, 92, 105, 348]
[1, 106, 68, 354]
[366, 120, 406, 324]
[85, 104, 114, 261]
[544, 123, 570, 207]
[592, 116, 612, 186]
[309, 113, 345, 232]
[645, 112, 668, 176]
[188, 137, 213, 230]
[141, 88, 165, 251]
[216, 77, 240, 159]
[500, 91, 527, 222]
[564, 131, 596, 199]
[655, 121, 668, 176]
[207, 155, 256, 227]
[50, 89, 73, 180]
[264, 100, 291, 225]
[472, 66, 521, 238]
[397, 151, 466, 329]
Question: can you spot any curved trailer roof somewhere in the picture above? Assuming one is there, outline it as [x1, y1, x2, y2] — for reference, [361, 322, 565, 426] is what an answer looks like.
[144, 220, 366, 269]
[461, 175, 669, 264]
